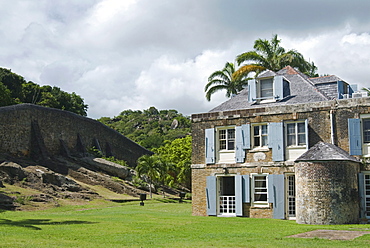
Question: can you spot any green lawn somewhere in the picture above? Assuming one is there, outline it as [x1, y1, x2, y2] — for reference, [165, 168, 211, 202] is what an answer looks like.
[0, 200, 370, 247]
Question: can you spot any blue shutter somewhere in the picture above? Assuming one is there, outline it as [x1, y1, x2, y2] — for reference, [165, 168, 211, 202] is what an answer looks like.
[267, 174, 285, 219]
[337, 81, 344, 99]
[205, 128, 215, 164]
[235, 175, 243, 216]
[268, 122, 284, 161]
[248, 79, 256, 102]
[235, 126, 245, 163]
[242, 175, 250, 203]
[235, 175, 251, 216]
[206, 176, 217, 216]
[358, 173, 366, 219]
[241, 123, 251, 150]
[273, 76, 284, 100]
[348, 119, 362, 155]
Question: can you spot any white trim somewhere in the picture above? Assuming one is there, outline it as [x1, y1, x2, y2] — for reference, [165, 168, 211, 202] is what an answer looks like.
[250, 173, 269, 207]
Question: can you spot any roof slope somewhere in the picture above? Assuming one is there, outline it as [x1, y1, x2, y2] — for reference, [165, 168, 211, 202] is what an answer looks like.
[295, 141, 359, 162]
[209, 66, 329, 113]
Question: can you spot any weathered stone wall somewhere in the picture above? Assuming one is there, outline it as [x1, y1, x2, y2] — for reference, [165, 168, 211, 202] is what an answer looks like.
[0, 104, 152, 167]
[295, 161, 360, 224]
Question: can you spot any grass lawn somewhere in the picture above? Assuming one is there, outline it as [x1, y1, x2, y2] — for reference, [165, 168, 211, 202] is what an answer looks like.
[1, 199, 370, 247]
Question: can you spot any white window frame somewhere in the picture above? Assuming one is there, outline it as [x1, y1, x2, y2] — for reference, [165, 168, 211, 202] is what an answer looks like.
[361, 114, 370, 157]
[285, 121, 306, 148]
[216, 126, 236, 163]
[252, 123, 268, 149]
[285, 173, 296, 220]
[362, 172, 370, 219]
[251, 173, 269, 207]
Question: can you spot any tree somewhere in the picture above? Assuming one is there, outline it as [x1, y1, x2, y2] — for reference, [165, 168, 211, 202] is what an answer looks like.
[136, 155, 160, 198]
[0, 82, 14, 106]
[236, 34, 318, 77]
[153, 135, 192, 189]
[205, 62, 263, 101]
[363, 87, 370, 96]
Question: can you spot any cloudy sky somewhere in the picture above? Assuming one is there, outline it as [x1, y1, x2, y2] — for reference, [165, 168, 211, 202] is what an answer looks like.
[1, 0, 370, 119]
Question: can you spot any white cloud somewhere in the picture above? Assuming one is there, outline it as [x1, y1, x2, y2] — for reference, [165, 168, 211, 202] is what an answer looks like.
[1, 0, 370, 119]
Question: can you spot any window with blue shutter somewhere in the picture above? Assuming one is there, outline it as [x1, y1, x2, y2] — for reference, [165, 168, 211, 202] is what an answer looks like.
[205, 128, 215, 164]
[267, 174, 285, 219]
[349, 84, 358, 97]
[268, 122, 284, 161]
[206, 176, 217, 216]
[273, 76, 284, 100]
[348, 119, 362, 155]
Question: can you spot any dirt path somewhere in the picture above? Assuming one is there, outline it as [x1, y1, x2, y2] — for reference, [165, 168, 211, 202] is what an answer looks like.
[288, 229, 370, 240]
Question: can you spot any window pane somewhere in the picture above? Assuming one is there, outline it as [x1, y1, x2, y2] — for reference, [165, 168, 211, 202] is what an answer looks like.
[228, 140, 235, 150]
[220, 140, 226, 150]
[260, 79, 273, 98]
[288, 135, 295, 146]
[297, 122, 305, 134]
[254, 194, 267, 201]
[254, 137, 260, 147]
[298, 134, 306, 146]
[364, 119, 370, 143]
[228, 129, 235, 140]
[219, 130, 226, 139]
[287, 123, 295, 135]
[254, 126, 260, 136]
[261, 125, 268, 135]
[262, 136, 268, 146]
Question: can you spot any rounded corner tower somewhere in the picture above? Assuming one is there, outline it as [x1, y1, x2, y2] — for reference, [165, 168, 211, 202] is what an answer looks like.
[295, 142, 361, 225]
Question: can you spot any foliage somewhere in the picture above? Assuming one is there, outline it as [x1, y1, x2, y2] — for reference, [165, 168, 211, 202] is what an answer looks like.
[362, 87, 370, 96]
[98, 107, 191, 150]
[153, 136, 192, 188]
[204, 62, 265, 101]
[0, 67, 88, 115]
[1, 202, 370, 247]
[236, 34, 318, 77]
[205, 34, 318, 101]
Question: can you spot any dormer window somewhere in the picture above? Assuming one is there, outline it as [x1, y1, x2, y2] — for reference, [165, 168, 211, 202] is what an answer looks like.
[260, 78, 274, 99]
[248, 75, 289, 103]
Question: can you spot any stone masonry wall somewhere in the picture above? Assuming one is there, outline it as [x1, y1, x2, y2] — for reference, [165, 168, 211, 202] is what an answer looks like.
[0, 104, 152, 167]
[295, 161, 360, 224]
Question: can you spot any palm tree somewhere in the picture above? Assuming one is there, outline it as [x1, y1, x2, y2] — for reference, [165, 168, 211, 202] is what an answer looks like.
[205, 62, 263, 101]
[236, 34, 317, 77]
[136, 155, 160, 198]
[363, 87, 370, 96]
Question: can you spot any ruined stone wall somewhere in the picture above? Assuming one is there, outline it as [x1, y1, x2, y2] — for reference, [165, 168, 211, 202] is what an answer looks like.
[0, 104, 151, 167]
[295, 161, 360, 224]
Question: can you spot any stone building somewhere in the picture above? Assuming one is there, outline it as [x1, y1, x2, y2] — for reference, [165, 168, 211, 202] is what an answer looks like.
[191, 66, 370, 224]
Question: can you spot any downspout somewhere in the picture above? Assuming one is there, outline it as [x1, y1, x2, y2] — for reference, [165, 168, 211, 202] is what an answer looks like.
[330, 109, 335, 145]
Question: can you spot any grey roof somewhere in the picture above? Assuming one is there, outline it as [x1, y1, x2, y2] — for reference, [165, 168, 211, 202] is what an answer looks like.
[295, 141, 359, 162]
[209, 66, 329, 113]
[310, 75, 344, 84]
[257, 70, 276, 78]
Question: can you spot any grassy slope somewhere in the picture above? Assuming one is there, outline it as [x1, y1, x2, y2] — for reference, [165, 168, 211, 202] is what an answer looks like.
[1, 200, 370, 248]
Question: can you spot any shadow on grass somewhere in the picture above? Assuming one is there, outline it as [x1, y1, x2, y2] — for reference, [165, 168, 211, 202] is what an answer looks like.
[0, 218, 97, 230]
[155, 198, 191, 204]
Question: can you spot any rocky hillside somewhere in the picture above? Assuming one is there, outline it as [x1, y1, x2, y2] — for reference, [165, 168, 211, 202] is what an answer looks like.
[0, 153, 180, 211]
